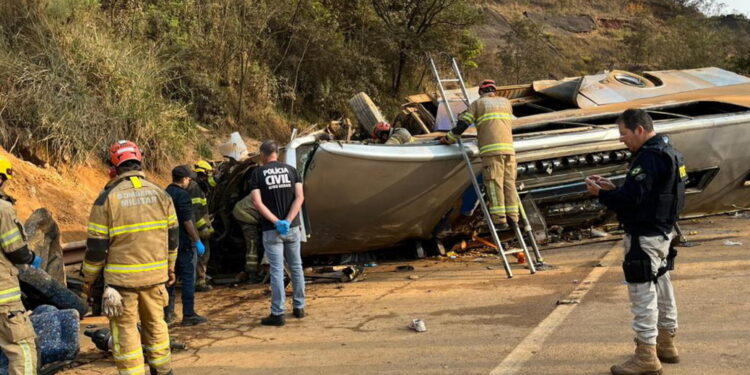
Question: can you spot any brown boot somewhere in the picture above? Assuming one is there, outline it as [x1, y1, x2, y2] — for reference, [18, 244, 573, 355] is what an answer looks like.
[656, 329, 679, 363]
[611, 339, 662, 375]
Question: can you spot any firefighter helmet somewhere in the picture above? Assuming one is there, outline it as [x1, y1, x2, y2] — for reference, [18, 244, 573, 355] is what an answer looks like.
[372, 122, 392, 141]
[479, 79, 497, 94]
[193, 160, 213, 174]
[109, 140, 143, 167]
[0, 156, 14, 180]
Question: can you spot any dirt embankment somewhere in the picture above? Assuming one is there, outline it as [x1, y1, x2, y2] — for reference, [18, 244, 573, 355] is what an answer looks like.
[1, 147, 169, 242]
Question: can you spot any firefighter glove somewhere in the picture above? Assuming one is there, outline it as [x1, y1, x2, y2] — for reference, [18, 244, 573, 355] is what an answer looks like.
[102, 286, 124, 318]
[194, 240, 206, 257]
[31, 255, 43, 269]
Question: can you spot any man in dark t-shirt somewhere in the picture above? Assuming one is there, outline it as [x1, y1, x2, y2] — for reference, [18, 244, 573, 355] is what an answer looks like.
[249, 140, 306, 326]
[164, 165, 208, 326]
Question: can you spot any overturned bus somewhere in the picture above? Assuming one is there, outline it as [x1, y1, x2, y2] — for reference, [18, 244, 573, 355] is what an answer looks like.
[209, 67, 750, 273]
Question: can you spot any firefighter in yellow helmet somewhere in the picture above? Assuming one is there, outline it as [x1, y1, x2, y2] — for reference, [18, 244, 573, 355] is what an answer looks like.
[190, 160, 215, 292]
[0, 155, 41, 375]
[82, 141, 178, 375]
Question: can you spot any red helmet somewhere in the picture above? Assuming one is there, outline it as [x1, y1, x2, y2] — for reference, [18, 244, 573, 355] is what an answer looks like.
[479, 79, 497, 94]
[109, 140, 143, 167]
[372, 122, 392, 140]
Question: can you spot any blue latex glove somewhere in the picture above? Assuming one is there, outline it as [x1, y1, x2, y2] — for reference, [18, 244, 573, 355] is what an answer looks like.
[31, 255, 43, 269]
[194, 240, 206, 257]
[275, 220, 290, 235]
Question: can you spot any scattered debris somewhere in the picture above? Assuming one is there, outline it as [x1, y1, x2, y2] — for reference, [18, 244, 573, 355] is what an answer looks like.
[556, 299, 580, 305]
[407, 275, 420, 280]
[306, 265, 364, 283]
[723, 239, 743, 246]
[408, 319, 427, 333]
[446, 251, 458, 259]
[590, 228, 610, 238]
[395, 265, 415, 272]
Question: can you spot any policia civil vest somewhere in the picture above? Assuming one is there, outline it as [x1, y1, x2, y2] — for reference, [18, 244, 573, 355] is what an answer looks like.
[82, 171, 178, 288]
[620, 135, 687, 283]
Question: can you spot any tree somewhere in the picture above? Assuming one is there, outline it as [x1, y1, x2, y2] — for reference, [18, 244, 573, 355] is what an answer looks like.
[371, 0, 481, 96]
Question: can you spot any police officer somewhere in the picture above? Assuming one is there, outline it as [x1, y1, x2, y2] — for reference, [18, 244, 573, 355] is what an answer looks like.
[586, 109, 685, 375]
[441, 79, 518, 230]
[82, 141, 178, 375]
[188, 161, 214, 292]
[0, 155, 42, 375]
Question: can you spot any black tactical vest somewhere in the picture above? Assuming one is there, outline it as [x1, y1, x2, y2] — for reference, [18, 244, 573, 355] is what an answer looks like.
[624, 135, 687, 237]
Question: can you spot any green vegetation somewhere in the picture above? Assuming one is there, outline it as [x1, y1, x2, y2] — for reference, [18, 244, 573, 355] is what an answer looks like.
[0, 0, 749, 169]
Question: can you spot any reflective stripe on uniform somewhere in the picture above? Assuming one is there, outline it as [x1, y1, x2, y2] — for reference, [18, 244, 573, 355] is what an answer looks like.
[148, 353, 171, 367]
[476, 112, 512, 126]
[489, 205, 519, 214]
[0, 227, 22, 247]
[479, 143, 514, 154]
[0, 287, 21, 304]
[191, 197, 207, 206]
[87, 222, 109, 235]
[168, 251, 178, 261]
[144, 340, 170, 352]
[118, 365, 145, 375]
[105, 260, 168, 274]
[110, 220, 168, 237]
[459, 112, 474, 123]
[196, 218, 207, 228]
[167, 214, 177, 225]
[82, 261, 104, 274]
[129, 176, 142, 189]
[446, 132, 459, 142]
[114, 347, 144, 361]
[18, 339, 33, 375]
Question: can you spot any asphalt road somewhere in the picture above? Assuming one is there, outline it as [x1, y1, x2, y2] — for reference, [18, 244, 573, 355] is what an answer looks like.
[65, 214, 750, 375]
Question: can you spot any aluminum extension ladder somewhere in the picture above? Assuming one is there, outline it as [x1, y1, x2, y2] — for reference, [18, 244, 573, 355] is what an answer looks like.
[428, 56, 544, 278]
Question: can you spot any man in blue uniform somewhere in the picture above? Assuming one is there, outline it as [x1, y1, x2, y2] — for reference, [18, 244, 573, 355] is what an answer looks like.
[586, 109, 686, 375]
[164, 165, 208, 326]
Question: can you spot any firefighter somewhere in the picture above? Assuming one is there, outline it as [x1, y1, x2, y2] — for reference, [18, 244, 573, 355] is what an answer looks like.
[0, 155, 41, 375]
[372, 122, 414, 145]
[586, 109, 684, 375]
[82, 141, 177, 375]
[189, 160, 214, 292]
[440, 79, 518, 230]
[232, 193, 263, 283]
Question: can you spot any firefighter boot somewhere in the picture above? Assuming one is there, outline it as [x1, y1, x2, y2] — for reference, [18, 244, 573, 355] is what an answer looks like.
[611, 339, 662, 375]
[656, 329, 679, 364]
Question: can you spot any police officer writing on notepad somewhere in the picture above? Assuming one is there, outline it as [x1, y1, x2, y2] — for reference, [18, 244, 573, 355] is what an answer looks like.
[586, 108, 686, 375]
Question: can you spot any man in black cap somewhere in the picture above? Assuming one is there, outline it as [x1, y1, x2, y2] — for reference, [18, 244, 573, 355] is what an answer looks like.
[164, 165, 208, 326]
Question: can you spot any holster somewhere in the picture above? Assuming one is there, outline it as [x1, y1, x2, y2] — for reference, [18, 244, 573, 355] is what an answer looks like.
[622, 236, 654, 283]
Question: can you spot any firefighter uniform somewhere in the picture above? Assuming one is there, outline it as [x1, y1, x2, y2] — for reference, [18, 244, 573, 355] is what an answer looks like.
[0, 195, 37, 375]
[384, 128, 414, 145]
[232, 194, 261, 275]
[82, 171, 178, 375]
[446, 94, 518, 224]
[186, 180, 212, 287]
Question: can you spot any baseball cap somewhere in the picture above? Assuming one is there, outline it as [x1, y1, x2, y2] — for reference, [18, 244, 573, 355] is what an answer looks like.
[172, 165, 197, 180]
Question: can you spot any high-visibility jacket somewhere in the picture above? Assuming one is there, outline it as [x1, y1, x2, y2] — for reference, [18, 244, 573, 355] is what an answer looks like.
[446, 94, 515, 156]
[232, 193, 260, 225]
[385, 128, 415, 145]
[82, 171, 178, 288]
[0, 193, 34, 306]
[186, 180, 212, 234]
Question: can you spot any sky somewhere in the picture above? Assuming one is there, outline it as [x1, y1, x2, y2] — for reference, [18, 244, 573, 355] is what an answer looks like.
[718, 0, 750, 16]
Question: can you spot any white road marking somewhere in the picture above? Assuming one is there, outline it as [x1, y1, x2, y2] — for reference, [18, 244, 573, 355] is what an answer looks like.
[490, 241, 623, 375]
